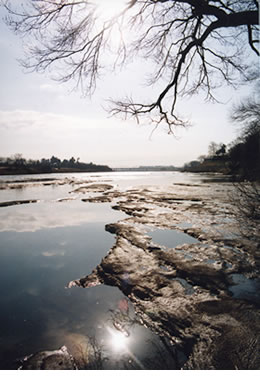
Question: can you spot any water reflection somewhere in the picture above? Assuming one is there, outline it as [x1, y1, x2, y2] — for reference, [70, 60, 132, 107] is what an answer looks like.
[94, 297, 183, 370]
[229, 274, 260, 305]
[0, 209, 117, 369]
[0, 171, 206, 369]
[0, 201, 123, 232]
[0, 179, 182, 369]
[148, 227, 198, 249]
[15, 289, 181, 370]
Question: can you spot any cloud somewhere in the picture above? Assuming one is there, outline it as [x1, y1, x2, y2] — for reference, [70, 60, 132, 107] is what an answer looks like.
[39, 83, 69, 97]
[40, 83, 61, 92]
[0, 108, 130, 132]
[0, 110, 115, 136]
[0, 107, 199, 166]
[0, 110, 38, 130]
[0, 109, 89, 131]
[0, 200, 114, 233]
[42, 250, 65, 257]
[0, 105, 231, 166]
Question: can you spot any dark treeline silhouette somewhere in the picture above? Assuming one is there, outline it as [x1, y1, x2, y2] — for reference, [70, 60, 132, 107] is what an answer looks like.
[228, 131, 260, 181]
[228, 97, 260, 181]
[0, 155, 112, 175]
[183, 92, 260, 181]
[183, 127, 260, 181]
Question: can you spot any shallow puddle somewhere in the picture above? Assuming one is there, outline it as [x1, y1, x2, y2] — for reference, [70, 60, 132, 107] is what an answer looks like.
[177, 222, 193, 229]
[175, 278, 195, 295]
[229, 274, 260, 305]
[148, 228, 199, 249]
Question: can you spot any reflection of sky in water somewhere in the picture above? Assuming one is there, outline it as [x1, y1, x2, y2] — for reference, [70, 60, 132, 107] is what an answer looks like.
[229, 274, 260, 305]
[148, 228, 198, 249]
[0, 221, 178, 369]
[0, 201, 124, 232]
[0, 170, 206, 196]
[0, 173, 183, 369]
[0, 182, 75, 203]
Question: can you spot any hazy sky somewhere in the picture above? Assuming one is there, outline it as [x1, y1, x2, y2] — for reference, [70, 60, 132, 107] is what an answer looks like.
[0, 2, 252, 168]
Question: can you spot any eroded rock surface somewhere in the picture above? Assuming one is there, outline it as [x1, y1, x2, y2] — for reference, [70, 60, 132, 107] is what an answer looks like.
[19, 346, 77, 370]
[71, 183, 113, 193]
[69, 181, 260, 369]
[0, 199, 38, 207]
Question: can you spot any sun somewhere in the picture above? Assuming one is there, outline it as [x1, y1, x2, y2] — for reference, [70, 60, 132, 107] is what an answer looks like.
[91, 0, 129, 22]
[111, 331, 128, 351]
[107, 326, 129, 352]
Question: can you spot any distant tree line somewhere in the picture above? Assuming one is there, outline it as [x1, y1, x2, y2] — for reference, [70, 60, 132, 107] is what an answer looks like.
[183, 98, 260, 181]
[183, 142, 229, 174]
[0, 155, 112, 174]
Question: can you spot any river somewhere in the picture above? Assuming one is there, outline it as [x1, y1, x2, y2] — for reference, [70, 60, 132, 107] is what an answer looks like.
[0, 171, 259, 370]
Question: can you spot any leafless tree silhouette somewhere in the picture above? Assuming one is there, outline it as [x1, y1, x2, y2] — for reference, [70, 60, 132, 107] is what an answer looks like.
[228, 85, 260, 252]
[2, 0, 259, 132]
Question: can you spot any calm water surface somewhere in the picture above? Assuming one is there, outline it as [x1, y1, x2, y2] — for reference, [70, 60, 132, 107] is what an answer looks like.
[148, 228, 198, 249]
[0, 171, 219, 369]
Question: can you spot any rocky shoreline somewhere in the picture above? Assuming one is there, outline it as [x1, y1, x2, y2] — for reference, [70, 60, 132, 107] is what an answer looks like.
[1, 175, 259, 369]
[68, 180, 260, 369]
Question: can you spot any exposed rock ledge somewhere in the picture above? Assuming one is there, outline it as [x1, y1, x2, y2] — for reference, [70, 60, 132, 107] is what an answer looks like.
[68, 182, 260, 370]
[0, 200, 38, 207]
[19, 346, 77, 370]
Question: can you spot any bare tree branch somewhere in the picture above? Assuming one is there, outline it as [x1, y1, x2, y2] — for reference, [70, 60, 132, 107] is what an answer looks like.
[2, 0, 259, 131]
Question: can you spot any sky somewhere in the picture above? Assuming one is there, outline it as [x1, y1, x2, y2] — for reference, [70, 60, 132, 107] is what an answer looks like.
[0, 1, 253, 168]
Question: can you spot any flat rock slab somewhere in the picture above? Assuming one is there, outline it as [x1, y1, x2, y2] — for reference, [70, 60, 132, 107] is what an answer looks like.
[0, 200, 38, 207]
[69, 181, 260, 369]
[19, 346, 77, 370]
[71, 184, 114, 193]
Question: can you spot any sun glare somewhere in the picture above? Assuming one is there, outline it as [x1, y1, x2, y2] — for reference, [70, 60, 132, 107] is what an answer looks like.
[91, 0, 129, 22]
[107, 327, 129, 352]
